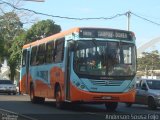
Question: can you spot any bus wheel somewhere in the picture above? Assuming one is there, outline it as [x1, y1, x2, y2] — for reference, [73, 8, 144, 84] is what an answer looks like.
[105, 102, 118, 112]
[30, 85, 37, 103]
[55, 86, 64, 109]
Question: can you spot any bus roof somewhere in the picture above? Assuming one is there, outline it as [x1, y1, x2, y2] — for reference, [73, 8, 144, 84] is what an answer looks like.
[22, 27, 134, 49]
[23, 27, 80, 49]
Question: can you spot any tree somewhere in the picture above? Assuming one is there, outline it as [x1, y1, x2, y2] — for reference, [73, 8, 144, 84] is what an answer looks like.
[0, 0, 44, 81]
[26, 19, 61, 42]
[0, 12, 24, 80]
[8, 32, 27, 80]
[0, 12, 23, 59]
[7, 19, 61, 80]
[0, 39, 4, 63]
[137, 50, 160, 71]
[0, 1, 62, 81]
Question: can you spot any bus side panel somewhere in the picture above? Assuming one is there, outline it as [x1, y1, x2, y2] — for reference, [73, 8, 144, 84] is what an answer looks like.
[28, 66, 50, 98]
[33, 80, 50, 97]
[29, 66, 65, 99]
[20, 72, 32, 94]
[50, 66, 65, 100]
[19, 72, 26, 94]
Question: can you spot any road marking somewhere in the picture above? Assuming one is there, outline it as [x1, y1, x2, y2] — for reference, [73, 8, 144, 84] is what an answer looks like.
[0, 108, 38, 120]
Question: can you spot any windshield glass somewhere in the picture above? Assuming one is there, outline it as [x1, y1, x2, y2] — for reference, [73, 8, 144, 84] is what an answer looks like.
[146, 80, 160, 90]
[73, 40, 136, 77]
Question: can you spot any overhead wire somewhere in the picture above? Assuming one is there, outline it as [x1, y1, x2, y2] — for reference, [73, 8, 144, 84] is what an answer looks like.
[0, 0, 126, 20]
[131, 12, 160, 26]
[0, 0, 160, 26]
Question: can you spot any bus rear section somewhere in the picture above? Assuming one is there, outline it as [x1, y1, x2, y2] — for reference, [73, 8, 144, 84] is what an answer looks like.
[19, 27, 136, 112]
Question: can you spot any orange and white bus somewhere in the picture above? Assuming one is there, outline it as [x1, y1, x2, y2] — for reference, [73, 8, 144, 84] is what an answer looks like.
[20, 27, 136, 111]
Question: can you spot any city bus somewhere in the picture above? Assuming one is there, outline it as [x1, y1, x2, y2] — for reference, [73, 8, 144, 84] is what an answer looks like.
[19, 27, 137, 112]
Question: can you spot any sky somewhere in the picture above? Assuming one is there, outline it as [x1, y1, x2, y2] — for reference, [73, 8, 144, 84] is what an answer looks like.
[22, 0, 160, 48]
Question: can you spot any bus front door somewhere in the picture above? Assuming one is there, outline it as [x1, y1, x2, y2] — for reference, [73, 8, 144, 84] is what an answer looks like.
[64, 43, 72, 101]
[25, 51, 30, 94]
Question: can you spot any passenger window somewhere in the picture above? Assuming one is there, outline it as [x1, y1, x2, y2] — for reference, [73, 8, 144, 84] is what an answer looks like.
[30, 46, 38, 66]
[22, 49, 27, 67]
[46, 41, 54, 63]
[37, 44, 45, 65]
[55, 38, 65, 63]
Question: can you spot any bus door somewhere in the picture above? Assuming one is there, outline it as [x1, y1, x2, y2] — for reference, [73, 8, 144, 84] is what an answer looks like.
[21, 49, 30, 94]
[25, 51, 30, 94]
[64, 41, 73, 101]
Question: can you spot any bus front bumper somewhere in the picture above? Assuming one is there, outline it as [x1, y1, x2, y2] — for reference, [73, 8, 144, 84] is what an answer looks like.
[70, 84, 136, 103]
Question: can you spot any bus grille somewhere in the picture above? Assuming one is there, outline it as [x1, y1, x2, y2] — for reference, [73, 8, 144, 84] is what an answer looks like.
[89, 80, 123, 86]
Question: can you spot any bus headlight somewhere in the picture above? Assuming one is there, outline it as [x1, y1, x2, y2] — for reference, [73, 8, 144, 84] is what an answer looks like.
[80, 85, 85, 89]
[72, 80, 88, 91]
[75, 82, 80, 87]
[124, 80, 136, 92]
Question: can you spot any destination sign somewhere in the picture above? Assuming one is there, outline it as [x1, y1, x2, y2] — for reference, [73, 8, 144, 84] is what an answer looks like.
[79, 29, 134, 40]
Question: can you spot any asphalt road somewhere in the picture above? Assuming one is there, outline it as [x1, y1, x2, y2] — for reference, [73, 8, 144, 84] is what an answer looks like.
[0, 94, 160, 120]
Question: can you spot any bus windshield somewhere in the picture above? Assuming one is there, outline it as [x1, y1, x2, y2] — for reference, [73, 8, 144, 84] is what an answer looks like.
[73, 40, 136, 77]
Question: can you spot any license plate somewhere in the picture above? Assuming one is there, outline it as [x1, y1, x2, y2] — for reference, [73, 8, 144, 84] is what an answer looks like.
[102, 96, 112, 100]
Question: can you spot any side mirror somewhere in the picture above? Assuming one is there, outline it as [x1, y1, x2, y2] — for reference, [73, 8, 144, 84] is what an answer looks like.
[141, 84, 148, 90]
[68, 40, 77, 51]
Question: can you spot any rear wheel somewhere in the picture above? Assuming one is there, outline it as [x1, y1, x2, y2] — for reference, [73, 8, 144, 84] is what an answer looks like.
[30, 85, 45, 103]
[148, 97, 157, 110]
[55, 86, 64, 109]
[105, 102, 118, 112]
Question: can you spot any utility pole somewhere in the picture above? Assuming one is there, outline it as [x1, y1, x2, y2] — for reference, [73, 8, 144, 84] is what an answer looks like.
[127, 11, 131, 31]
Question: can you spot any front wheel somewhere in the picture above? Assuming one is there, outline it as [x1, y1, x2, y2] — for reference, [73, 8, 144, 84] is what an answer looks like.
[148, 97, 157, 110]
[105, 102, 118, 112]
[13, 92, 17, 95]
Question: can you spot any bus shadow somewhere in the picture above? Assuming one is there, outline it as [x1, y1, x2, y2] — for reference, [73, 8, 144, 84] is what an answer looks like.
[44, 101, 118, 113]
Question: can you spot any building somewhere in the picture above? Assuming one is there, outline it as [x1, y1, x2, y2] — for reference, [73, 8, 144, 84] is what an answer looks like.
[0, 59, 10, 80]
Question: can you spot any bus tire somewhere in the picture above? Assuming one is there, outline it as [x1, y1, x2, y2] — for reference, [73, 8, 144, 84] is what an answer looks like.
[55, 86, 64, 109]
[105, 102, 118, 112]
[30, 85, 45, 103]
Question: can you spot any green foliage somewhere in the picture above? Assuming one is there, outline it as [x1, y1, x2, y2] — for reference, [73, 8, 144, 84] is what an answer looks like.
[137, 50, 160, 71]
[26, 19, 61, 42]
[0, 39, 4, 62]
[0, 12, 23, 40]
[0, 12, 23, 60]
[9, 32, 26, 66]
[0, 12, 24, 80]
[0, 13, 61, 80]
[8, 32, 27, 80]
